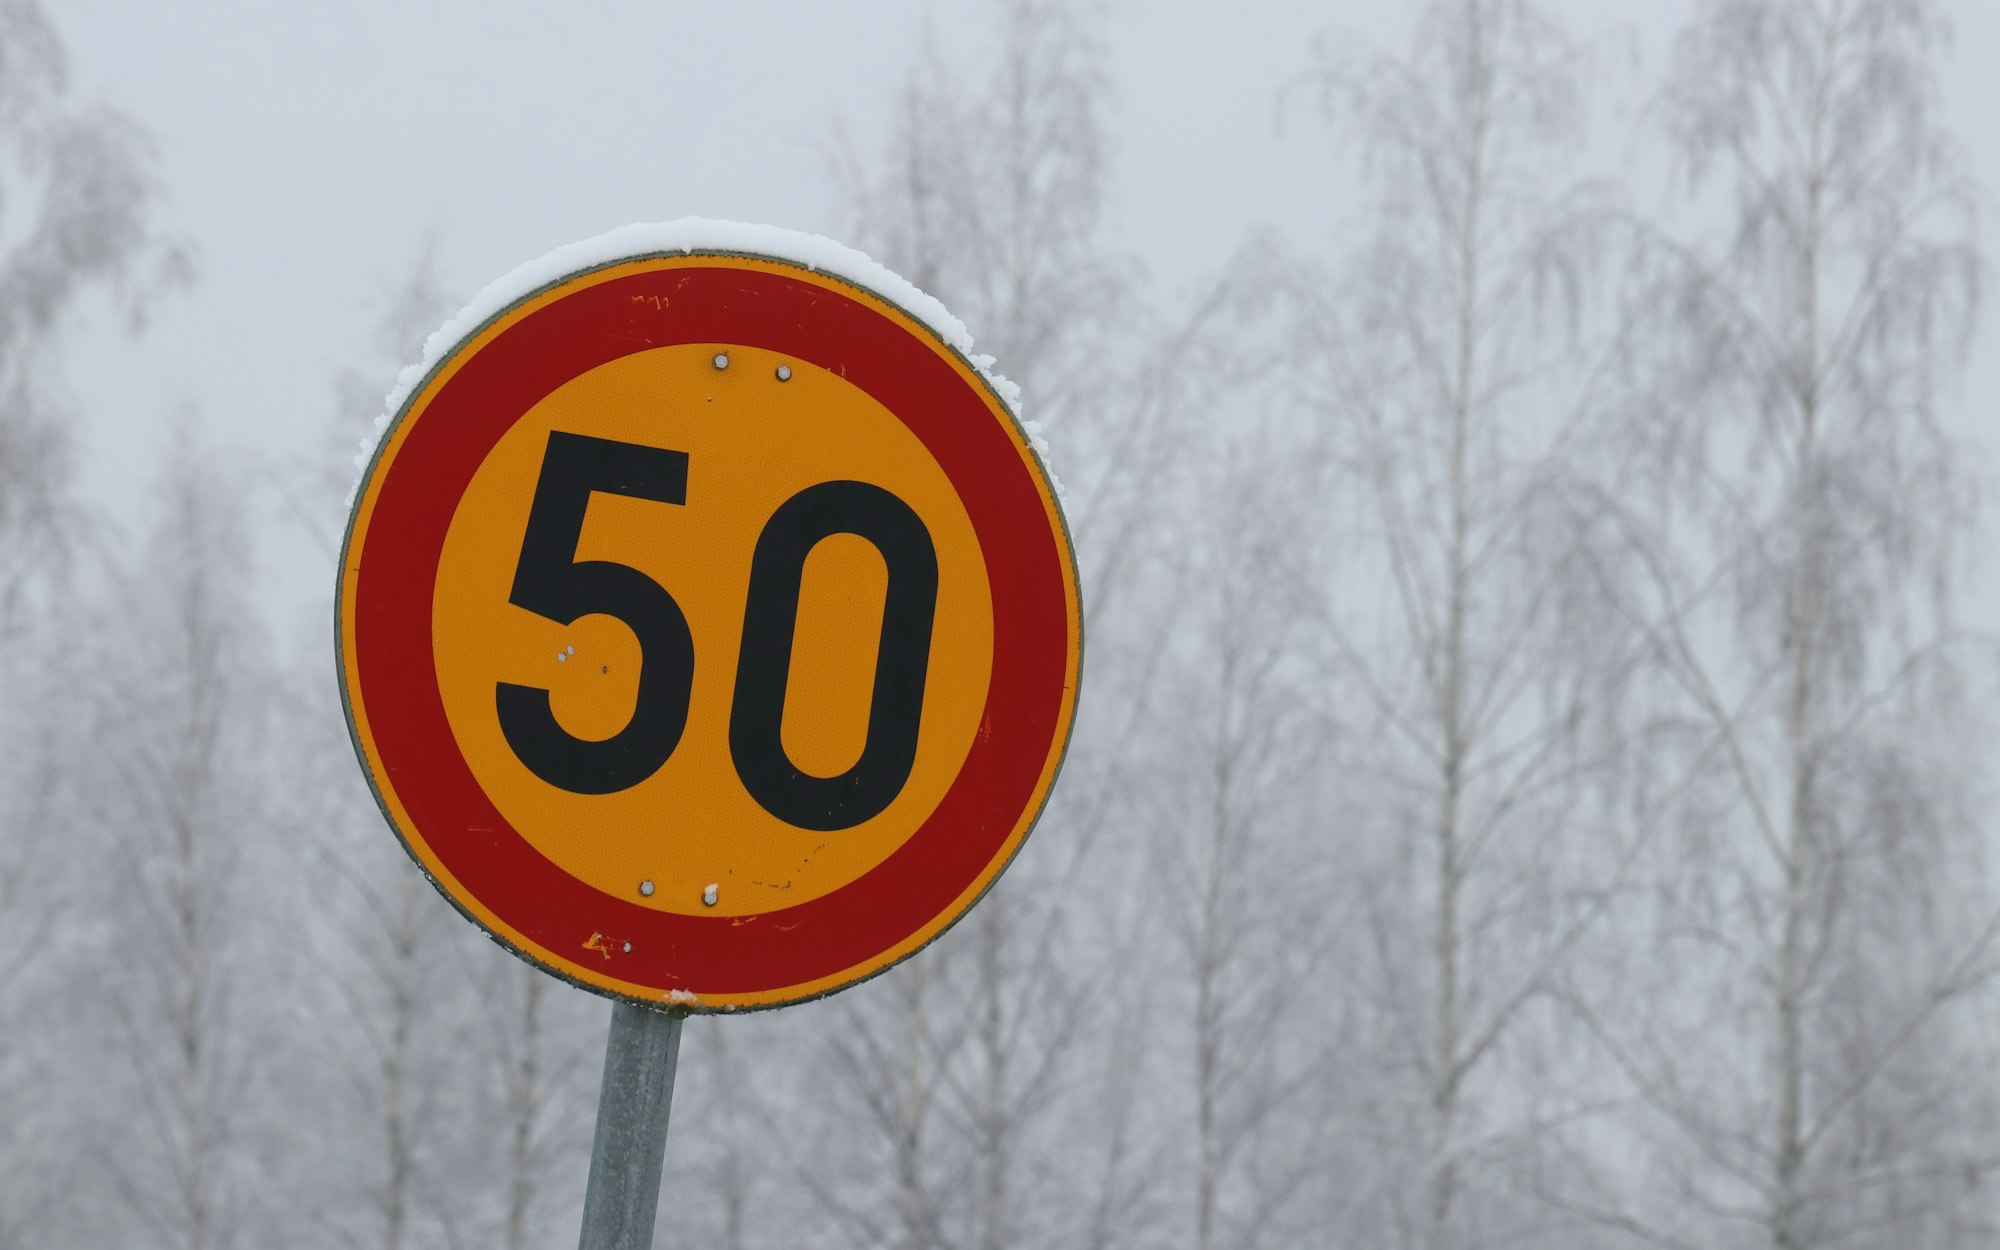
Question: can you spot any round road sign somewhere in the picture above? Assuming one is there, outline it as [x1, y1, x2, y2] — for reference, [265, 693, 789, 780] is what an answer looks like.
[337, 228, 1081, 1012]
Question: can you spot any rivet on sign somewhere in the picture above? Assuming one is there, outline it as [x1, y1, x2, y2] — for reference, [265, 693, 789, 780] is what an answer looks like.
[702, 883, 719, 907]
[639, 880, 655, 897]
[622, 942, 632, 954]
[776, 365, 792, 382]
[712, 353, 730, 370]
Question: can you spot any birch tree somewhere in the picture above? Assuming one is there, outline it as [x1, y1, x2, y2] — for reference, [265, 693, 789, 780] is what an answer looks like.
[1145, 424, 1329, 1250]
[283, 689, 498, 1250]
[791, 3, 1172, 1247]
[1545, 3, 1999, 1246]
[0, 7, 184, 1216]
[0, 0, 181, 628]
[76, 436, 278, 1250]
[1292, 2, 1644, 1245]
[0, 10, 180, 1230]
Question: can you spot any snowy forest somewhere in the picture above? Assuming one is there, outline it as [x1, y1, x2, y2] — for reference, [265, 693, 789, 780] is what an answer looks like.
[5, 0, 2000, 1247]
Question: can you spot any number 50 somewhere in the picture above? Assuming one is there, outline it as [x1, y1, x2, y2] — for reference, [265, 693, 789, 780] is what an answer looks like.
[495, 431, 939, 832]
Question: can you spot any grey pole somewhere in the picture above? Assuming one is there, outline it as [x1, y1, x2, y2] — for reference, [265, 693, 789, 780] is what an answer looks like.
[578, 1002, 686, 1250]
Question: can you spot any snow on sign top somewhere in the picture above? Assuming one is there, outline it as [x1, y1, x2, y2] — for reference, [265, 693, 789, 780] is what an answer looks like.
[349, 218, 1055, 504]
[336, 222, 1083, 1013]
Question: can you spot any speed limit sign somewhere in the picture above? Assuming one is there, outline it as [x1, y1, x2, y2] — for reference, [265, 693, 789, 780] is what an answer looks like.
[337, 227, 1081, 1012]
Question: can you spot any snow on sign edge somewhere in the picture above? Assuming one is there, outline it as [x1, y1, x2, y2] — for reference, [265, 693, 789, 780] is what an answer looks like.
[344, 217, 1060, 506]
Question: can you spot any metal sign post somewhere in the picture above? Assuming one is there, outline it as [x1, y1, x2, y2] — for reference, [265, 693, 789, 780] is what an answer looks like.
[577, 1005, 685, 1250]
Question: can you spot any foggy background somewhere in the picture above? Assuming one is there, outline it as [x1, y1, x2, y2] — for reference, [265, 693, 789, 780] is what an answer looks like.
[5, 0, 2000, 1247]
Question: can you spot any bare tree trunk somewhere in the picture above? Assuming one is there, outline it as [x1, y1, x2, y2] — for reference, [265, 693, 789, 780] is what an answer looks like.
[1427, 9, 1487, 1245]
[1773, 15, 1831, 1247]
[381, 880, 422, 1250]
[975, 903, 1011, 1250]
[711, 1025, 750, 1250]
[504, 969, 544, 1250]
[169, 530, 225, 1250]
[1193, 710, 1232, 1250]
[894, 959, 934, 1250]
[175, 807, 211, 1250]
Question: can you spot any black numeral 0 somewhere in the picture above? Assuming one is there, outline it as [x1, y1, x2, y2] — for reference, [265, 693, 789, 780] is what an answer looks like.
[497, 432, 695, 795]
[495, 437, 938, 828]
[730, 481, 939, 831]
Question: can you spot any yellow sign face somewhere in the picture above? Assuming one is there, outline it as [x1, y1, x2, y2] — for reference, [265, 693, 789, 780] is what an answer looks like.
[431, 341, 997, 915]
[338, 250, 1080, 1010]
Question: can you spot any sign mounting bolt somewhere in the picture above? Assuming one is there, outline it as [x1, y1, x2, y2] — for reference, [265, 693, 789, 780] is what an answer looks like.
[712, 353, 729, 370]
[702, 883, 719, 907]
[639, 880, 655, 897]
[775, 365, 792, 382]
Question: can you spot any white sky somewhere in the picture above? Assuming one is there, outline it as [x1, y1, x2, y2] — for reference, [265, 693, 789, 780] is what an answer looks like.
[40, 0, 2000, 628]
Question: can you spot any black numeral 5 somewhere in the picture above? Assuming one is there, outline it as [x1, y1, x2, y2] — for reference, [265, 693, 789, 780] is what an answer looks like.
[497, 432, 695, 795]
